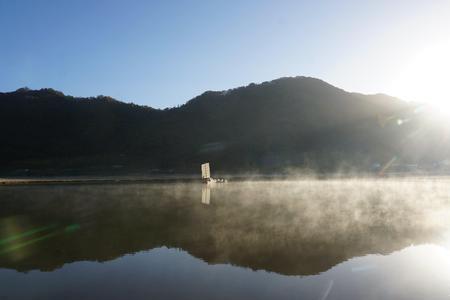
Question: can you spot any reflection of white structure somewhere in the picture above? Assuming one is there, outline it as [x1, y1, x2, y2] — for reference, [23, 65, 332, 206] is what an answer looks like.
[201, 186, 210, 205]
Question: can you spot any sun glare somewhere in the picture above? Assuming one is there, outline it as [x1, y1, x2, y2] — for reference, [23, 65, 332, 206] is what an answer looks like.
[393, 42, 450, 115]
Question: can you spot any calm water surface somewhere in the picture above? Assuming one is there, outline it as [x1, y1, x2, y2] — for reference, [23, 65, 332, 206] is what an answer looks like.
[1, 179, 450, 299]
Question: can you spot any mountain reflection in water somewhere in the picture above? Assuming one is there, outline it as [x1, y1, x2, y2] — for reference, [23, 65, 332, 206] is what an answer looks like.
[1, 180, 450, 299]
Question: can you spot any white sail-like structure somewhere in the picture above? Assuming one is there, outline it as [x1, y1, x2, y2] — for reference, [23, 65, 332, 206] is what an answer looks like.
[200, 162, 226, 184]
[201, 163, 211, 180]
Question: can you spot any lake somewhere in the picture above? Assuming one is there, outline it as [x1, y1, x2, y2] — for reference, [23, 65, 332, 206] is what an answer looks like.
[1, 179, 450, 299]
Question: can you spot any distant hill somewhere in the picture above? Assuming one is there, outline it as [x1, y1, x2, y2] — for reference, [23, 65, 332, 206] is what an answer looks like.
[0, 77, 448, 175]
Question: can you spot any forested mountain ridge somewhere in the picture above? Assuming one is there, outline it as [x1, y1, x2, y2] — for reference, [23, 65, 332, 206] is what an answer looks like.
[1, 77, 447, 175]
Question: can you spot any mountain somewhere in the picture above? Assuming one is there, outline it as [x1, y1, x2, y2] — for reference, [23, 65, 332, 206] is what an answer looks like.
[0, 77, 448, 175]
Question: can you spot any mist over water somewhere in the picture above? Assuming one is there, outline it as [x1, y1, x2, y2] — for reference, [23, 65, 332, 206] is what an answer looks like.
[1, 178, 450, 299]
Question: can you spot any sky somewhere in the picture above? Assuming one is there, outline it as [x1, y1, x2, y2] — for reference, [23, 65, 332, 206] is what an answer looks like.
[1, 0, 449, 108]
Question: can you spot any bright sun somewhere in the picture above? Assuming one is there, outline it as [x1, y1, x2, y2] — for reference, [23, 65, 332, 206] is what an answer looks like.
[393, 42, 450, 115]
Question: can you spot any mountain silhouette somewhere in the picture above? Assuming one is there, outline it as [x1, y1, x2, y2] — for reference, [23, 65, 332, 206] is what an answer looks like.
[0, 76, 447, 175]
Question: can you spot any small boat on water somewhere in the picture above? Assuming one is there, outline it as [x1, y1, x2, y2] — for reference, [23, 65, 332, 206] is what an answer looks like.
[201, 162, 227, 184]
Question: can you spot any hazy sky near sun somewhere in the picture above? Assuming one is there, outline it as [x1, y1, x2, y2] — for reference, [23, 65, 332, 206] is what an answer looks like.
[1, 0, 449, 108]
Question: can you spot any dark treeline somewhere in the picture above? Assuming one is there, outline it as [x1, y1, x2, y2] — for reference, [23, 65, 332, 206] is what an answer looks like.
[1, 77, 448, 175]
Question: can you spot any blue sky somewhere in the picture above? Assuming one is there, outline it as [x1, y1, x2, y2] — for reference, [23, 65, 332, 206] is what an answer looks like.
[1, 0, 449, 108]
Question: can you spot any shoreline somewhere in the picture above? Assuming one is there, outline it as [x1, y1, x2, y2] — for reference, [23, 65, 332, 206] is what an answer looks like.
[0, 175, 202, 186]
[1, 173, 450, 186]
